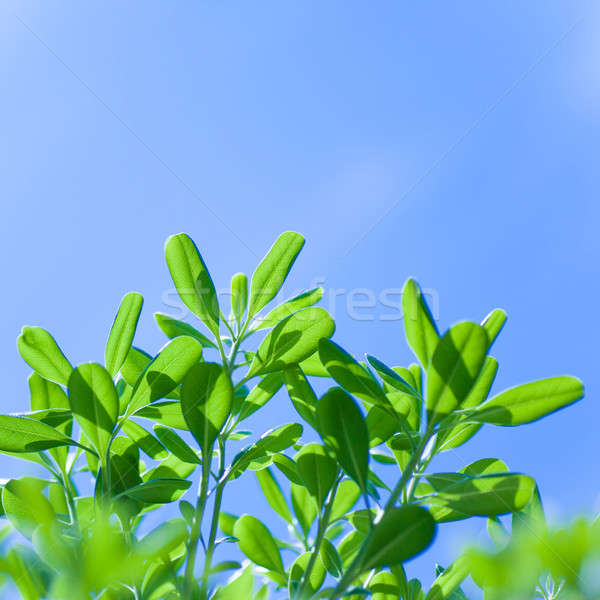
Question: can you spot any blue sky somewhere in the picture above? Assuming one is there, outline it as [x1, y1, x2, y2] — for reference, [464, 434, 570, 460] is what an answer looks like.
[1, 0, 599, 595]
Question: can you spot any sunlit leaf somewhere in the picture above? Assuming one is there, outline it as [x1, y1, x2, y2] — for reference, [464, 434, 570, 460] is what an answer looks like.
[402, 279, 439, 367]
[481, 308, 506, 348]
[289, 552, 326, 598]
[0, 415, 83, 454]
[255, 467, 293, 524]
[165, 233, 220, 335]
[231, 272, 248, 328]
[248, 231, 305, 318]
[17, 326, 72, 386]
[154, 425, 200, 464]
[284, 366, 318, 428]
[119, 478, 192, 504]
[238, 373, 284, 421]
[296, 442, 338, 507]
[105, 292, 144, 377]
[234, 514, 284, 574]
[155, 312, 216, 348]
[470, 376, 584, 426]
[253, 287, 323, 331]
[127, 336, 204, 415]
[248, 307, 335, 377]
[424, 556, 470, 600]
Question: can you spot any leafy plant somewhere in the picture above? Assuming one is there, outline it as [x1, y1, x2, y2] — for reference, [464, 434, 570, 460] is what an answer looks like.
[0, 231, 584, 599]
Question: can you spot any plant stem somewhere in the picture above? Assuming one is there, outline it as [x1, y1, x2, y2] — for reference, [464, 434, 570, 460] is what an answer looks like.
[329, 430, 433, 600]
[296, 477, 340, 600]
[199, 437, 227, 599]
[184, 454, 212, 599]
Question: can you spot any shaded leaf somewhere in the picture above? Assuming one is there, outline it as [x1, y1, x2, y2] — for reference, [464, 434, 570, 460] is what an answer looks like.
[0, 415, 83, 453]
[402, 279, 439, 367]
[296, 443, 338, 507]
[248, 307, 334, 377]
[181, 363, 233, 456]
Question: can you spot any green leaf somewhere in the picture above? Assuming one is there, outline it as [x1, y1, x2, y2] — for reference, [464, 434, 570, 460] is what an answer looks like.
[233, 514, 284, 574]
[329, 479, 361, 522]
[105, 292, 144, 377]
[119, 478, 192, 504]
[296, 443, 338, 507]
[402, 279, 439, 367]
[121, 346, 152, 388]
[481, 309, 506, 347]
[248, 307, 335, 377]
[424, 556, 470, 600]
[318, 339, 389, 408]
[291, 483, 317, 537]
[289, 552, 326, 598]
[0, 415, 83, 453]
[154, 313, 216, 348]
[17, 327, 72, 386]
[369, 571, 401, 600]
[68, 363, 119, 458]
[2, 478, 55, 537]
[284, 366, 318, 428]
[298, 352, 330, 377]
[435, 356, 498, 452]
[231, 272, 248, 328]
[127, 336, 204, 415]
[28, 373, 68, 411]
[470, 376, 584, 426]
[213, 565, 254, 600]
[253, 287, 323, 331]
[181, 363, 233, 456]
[229, 424, 303, 479]
[238, 373, 284, 421]
[429, 474, 536, 520]
[165, 233, 220, 335]
[255, 467, 293, 524]
[135, 401, 188, 430]
[426, 322, 489, 424]
[320, 537, 343, 577]
[136, 519, 188, 558]
[121, 419, 168, 460]
[366, 355, 419, 398]
[248, 231, 305, 319]
[361, 505, 436, 571]
[153, 425, 200, 464]
[316, 388, 369, 493]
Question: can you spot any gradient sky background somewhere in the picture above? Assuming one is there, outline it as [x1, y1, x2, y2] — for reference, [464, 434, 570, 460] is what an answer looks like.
[1, 1, 599, 597]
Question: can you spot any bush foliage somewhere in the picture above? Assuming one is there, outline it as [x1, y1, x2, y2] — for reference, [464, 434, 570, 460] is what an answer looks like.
[0, 232, 587, 599]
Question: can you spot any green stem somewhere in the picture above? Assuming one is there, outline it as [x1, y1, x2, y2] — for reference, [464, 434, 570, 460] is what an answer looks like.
[184, 455, 212, 599]
[329, 431, 433, 600]
[199, 437, 227, 599]
[297, 477, 341, 600]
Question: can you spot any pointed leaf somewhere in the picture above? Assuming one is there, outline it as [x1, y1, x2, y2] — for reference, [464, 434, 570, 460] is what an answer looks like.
[316, 388, 369, 493]
[291, 483, 317, 537]
[165, 233, 220, 335]
[296, 442, 338, 507]
[284, 366, 318, 428]
[153, 425, 200, 464]
[234, 514, 284, 574]
[426, 322, 489, 424]
[255, 467, 293, 524]
[253, 287, 323, 331]
[17, 327, 72, 385]
[361, 506, 436, 570]
[402, 279, 439, 367]
[105, 292, 144, 377]
[471, 376, 584, 426]
[127, 336, 204, 415]
[319, 339, 389, 407]
[155, 313, 216, 348]
[248, 231, 305, 318]
[119, 478, 192, 504]
[68, 363, 118, 458]
[248, 307, 334, 377]
[0, 415, 83, 453]
[424, 556, 470, 600]
[231, 272, 248, 328]
[181, 363, 233, 455]
[238, 373, 284, 421]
